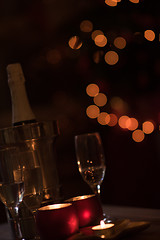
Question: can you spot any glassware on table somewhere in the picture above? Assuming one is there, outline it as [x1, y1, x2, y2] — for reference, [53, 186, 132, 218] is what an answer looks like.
[0, 147, 25, 239]
[75, 132, 110, 222]
[75, 132, 106, 197]
[0, 120, 60, 240]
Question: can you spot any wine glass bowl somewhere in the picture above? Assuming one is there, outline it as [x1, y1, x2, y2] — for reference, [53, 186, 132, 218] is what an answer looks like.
[75, 132, 106, 196]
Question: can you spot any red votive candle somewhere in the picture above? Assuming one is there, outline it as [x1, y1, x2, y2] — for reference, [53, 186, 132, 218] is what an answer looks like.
[35, 203, 79, 240]
[65, 194, 103, 227]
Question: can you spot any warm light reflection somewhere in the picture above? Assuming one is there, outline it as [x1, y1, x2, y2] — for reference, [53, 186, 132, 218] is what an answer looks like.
[114, 37, 126, 49]
[68, 216, 79, 232]
[68, 36, 82, 49]
[80, 20, 93, 33]
[118, 115, 130, 129]
[132, 130, 145, 142]
[39, 203, 72, 211]
[46, 49, 61, 64]
[101, 235, 105, 239]
[92, 221, 114, 230]
[94, 35, 107, 47]
[126, 118, 138, 131]
[107, 113, 118, 126]
[94, 93, 107, 106]
[91, 30, 104, 41]
[105, 0, 117, 7]
[83, 210, 91, 221]
[129, 0, 139, 3]
[86, 105, 100, 119]
[144, 30, 155, 41]
[142, 121, 154, 134]
[86, 83, 99, 97]
[97, 112, 110, 125]
[44, 193, 51, 200]
[104, 51, 119, 65]
[66, 195, 94, 201]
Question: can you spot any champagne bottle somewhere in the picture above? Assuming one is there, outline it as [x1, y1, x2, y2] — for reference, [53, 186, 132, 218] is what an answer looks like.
[6, 63, 36, 126]
[6, 63, 60, 239]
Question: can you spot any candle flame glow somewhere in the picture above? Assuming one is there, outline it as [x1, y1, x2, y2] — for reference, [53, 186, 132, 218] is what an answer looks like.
[92, 221, 114, 230]
[100, 220, 105, 227]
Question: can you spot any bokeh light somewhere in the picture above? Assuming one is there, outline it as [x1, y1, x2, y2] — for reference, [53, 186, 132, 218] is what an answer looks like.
[144, 30, 155, 41]
[118, 115, 130, 129]
[126, 118, 138, 131]
[132, 130, 145, 142]
[93, 93, 107, 106]
[114, 37, 126, 49]
[97, 112, 110, 125]
[86, 84, 99, 97]
[86, 105, 100, 118]
[142, 121, 154, 134]
[68, 36, 82, 49]
[105, 0, 117, 7]
[107, 113, 118, 126]
[129, 0, 139, 3]
[91, 30, 104, 40]
[94, 35, 107, 47]
[80, 20, 93, 33]
[104, 51, 119, 65]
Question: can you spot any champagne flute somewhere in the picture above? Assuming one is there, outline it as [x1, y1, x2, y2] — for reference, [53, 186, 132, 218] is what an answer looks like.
[75, 132, 106, 196]
[75, 132, 108, 222]
[0, 147, 25, 239]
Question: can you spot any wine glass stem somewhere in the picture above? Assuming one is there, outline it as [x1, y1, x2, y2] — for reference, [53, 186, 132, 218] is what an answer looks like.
[9, 206, 22, 240]
[91, 184, 108, 221]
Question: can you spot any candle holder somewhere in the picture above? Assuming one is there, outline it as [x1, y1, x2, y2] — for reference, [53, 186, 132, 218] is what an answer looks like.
[65, 194, 103, 227]
[35, 203, 79, 240]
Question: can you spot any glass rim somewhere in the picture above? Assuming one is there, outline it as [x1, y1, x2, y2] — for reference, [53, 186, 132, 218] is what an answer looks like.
[0, 120, 58, 132]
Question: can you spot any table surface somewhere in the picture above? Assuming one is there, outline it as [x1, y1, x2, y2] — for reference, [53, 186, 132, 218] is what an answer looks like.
[0, 204, 160, 240]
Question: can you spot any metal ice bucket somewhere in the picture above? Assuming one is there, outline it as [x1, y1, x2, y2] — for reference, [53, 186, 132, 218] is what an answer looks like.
[0, 120, 60, 239]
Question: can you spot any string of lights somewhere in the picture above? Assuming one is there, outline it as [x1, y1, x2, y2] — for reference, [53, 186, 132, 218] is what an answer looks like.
[68, 18, 158, 143]
[45, 0, 159, 143]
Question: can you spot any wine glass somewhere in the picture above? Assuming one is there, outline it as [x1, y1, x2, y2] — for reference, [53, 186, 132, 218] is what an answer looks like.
[75, 132, 106, 196]
[20, 149, 43, 239]
[0, 147, 25, 239]
[75, 132, 109, 222]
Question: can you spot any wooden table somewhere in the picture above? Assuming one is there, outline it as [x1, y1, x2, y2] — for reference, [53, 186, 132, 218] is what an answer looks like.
[0, 205, 160, 239]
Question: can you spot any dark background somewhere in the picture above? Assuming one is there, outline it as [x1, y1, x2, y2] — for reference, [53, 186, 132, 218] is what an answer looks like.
[0, 0, 160, 222]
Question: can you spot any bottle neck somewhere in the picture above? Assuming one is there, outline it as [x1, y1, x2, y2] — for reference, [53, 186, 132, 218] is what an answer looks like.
[7, 63, 36, 126]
